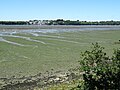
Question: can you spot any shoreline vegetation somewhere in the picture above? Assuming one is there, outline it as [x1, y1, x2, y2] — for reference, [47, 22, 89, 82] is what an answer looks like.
[1, 19, 120, 25]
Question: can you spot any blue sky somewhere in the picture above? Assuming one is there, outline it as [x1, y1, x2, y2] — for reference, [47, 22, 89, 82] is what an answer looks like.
[0, 0, 120, 21]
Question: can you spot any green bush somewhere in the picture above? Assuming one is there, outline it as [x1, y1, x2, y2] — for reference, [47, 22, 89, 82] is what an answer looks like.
[79, 43, 120, 90]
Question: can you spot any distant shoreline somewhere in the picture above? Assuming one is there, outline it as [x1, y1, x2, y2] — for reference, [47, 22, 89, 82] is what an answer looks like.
[0, 25, 120, 30]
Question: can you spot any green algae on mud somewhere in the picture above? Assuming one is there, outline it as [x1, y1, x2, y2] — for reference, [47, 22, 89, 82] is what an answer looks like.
[0, 26, 120, 78]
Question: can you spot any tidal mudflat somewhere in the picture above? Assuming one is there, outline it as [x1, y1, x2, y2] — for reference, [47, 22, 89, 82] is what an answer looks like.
[0, 25, 120, 89]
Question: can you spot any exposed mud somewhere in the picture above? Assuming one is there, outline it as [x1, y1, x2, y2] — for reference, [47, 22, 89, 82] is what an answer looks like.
[0, 69, 80, 90]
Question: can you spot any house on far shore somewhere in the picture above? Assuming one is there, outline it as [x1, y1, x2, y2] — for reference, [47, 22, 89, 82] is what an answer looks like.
[28, 20, 50, 25]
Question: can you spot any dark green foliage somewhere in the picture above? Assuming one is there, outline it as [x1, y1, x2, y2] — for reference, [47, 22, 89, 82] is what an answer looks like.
[0, 21, 28, 25]
[1, 20, 120, 25]
[79, 43, 120, 90]
[46, 20, 120, 25]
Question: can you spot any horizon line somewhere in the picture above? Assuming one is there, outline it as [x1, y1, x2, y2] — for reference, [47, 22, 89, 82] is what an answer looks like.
[0, 19, 120, 22]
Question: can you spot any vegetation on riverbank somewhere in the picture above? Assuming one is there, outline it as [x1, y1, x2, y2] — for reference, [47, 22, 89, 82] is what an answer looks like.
[77, 43, 120, 89]
[1, 19, 120, 25]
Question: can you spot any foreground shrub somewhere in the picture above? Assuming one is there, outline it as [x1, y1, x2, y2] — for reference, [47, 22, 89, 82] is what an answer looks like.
[79, 43, 120, 90]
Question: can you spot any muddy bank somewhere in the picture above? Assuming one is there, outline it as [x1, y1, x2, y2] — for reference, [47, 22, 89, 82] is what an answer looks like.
[0, 69, 80, 90]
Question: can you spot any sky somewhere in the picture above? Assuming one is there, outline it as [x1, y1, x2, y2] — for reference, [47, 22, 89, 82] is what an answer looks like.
[0, 0, 120, 21]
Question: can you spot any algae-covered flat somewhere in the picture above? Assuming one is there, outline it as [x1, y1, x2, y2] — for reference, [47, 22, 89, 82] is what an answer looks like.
[0, 25, 120, 78]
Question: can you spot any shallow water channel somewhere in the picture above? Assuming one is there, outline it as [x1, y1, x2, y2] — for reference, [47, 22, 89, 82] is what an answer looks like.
[0, 25, 120, 46]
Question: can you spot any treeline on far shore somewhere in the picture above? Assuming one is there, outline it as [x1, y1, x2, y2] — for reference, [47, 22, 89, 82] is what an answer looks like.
[0, 21, 28, 25]
[0, 19, 120, 25]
